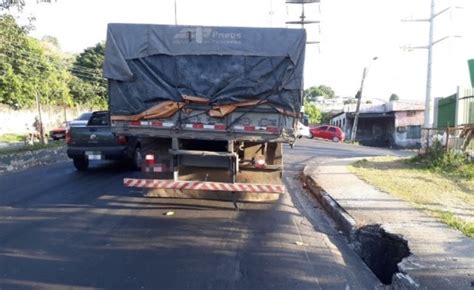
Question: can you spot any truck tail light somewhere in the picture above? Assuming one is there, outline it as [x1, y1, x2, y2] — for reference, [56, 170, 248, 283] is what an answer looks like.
[266, 127, 278, 133]
[254, 158, 266, 169]
[116, 135, 128, 145]
[145, 154, 155, 166]
[65, 129, 72, 144]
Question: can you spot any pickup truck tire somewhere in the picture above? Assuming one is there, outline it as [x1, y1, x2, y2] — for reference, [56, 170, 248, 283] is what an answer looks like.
[73, 157, 89, 171]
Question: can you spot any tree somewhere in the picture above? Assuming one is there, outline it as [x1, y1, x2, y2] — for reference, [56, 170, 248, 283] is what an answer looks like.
[304, 101, 321, 124]
[317, 85, 335, 99]
[0, 0, 25, 11]
[69, 42, 107, 107]
[304, 85, 336, 102]
[0, 14, 71, 108]
[41, 35, 60, 50]
[389, 93, 399, 102]
[320, 111, 332, 124]
[343, 99, 357, 105]
[1, 0, 55, 11]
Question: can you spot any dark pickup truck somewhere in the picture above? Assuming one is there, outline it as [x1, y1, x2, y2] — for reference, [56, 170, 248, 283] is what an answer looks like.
[66, 111, 141, 171]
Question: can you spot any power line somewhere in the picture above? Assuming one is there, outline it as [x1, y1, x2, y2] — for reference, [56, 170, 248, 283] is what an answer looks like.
[1, 43, 105, 76]
[0, 53, 107, 83]
[0, 51, 107, 82]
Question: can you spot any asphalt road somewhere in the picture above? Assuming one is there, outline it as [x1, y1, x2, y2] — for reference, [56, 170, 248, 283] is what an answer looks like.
[0, 139, 399, 290]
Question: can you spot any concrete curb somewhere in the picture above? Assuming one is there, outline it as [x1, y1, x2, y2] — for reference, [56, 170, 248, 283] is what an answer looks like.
[0, 146, 67, 175]
[303, 164, 421, 289]
[304, 174, 357, 239]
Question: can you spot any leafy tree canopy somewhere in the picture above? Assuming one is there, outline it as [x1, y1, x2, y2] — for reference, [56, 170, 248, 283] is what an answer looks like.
[41, 35, 60, 50]
[0, 15, 106, 109]
[304, 101, 321, 124]
[389, 93, 400, 101]
[0, 14, 71, 108]
[1, 0, 55, 12]
[69, 42, 107, 107]
[304, 85, 336, 101]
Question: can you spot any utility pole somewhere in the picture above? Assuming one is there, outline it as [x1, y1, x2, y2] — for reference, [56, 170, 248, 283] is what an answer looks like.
[174, 0, 178, 25]
[425, 0, 435, 129]
[402, 0, 463, 129]
[285, 0, 321, 45]
[350, 68, 367, 143]
[35, 91, 45, 145]
[350, 57, 378, 143]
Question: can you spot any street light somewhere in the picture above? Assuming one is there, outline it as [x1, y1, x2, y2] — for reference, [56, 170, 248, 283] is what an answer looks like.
[350, 56, 378, 143]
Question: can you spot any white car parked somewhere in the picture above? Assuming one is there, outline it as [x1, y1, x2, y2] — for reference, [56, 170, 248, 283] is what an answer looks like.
[297, 122, 311, 138]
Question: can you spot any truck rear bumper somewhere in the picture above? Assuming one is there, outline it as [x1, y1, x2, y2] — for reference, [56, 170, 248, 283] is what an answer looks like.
[123, 178, 286, 194]
[67, 146, 129, 160]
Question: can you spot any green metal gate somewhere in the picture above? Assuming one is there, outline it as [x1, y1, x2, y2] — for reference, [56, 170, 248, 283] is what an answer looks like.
[437, 94, 456, 128]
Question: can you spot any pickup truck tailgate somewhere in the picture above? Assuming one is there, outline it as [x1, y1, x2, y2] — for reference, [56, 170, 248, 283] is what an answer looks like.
[69, 111, 117, 147]
[70, 126, 117, 147]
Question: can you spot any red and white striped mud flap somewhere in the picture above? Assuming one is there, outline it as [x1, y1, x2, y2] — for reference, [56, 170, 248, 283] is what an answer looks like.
[123, 178, 286, 194]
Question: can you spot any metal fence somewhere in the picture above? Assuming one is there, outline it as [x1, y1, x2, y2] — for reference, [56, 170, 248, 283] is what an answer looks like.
[421, 126, 473, 154]
[457, 87, 474, 126]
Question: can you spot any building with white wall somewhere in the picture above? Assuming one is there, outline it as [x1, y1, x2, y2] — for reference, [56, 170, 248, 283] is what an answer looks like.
[329, 101, 425, 148]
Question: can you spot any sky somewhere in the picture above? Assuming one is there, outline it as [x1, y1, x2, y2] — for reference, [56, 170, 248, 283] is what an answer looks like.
[14, 0, 474, 102]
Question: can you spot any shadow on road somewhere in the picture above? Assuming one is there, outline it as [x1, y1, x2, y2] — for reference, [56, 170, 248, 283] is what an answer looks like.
[0, 142, 379, 289]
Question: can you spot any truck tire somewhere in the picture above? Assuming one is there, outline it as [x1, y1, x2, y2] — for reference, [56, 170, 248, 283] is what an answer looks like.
[130, 146, 142, 171]
[73, 157, 89, 171]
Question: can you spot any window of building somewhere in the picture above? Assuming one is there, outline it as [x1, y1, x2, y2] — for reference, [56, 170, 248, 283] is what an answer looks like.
[406, 125, 421, 139]
[397, 126, 406, 133]
[407, 110, 417, 117]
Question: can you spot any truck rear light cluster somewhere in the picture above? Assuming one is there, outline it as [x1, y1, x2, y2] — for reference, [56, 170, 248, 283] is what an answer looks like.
[145, 154, 155, 166]
[116, 135, 128, 145]
[266, 127, 279, 133]
[254, 158, 266, 169]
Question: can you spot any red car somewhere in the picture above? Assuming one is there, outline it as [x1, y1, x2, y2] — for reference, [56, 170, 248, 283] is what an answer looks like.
[49, 122, 69, 141]
[310, 125, 345, 142]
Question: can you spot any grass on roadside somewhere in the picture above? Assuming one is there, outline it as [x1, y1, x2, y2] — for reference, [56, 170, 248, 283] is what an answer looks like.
[0, 141, 64, 156]
[0, 133, 24, 143]
[349, 156, 474, 239]
[436, 211, 474, 238]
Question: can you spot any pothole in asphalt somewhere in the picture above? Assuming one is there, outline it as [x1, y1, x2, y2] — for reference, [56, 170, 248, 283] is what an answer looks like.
[351, 224, 411, 285]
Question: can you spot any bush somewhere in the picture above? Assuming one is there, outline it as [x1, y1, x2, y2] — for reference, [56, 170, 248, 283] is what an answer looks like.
[409, 139, 473, 179]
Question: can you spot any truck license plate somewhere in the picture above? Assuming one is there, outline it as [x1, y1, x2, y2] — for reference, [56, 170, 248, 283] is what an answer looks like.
[86, 151, 102, 160]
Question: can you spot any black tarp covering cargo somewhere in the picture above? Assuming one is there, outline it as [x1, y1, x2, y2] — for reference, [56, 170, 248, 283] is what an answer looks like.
[104, 23, 306, 117]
